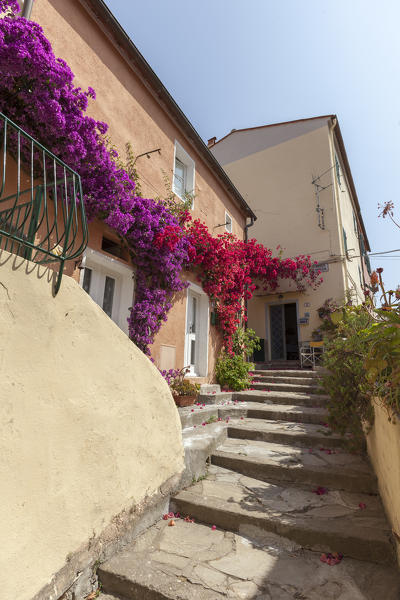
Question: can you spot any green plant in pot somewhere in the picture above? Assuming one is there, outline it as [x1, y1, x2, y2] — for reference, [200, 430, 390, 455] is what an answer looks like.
[169, 367, 200, 407]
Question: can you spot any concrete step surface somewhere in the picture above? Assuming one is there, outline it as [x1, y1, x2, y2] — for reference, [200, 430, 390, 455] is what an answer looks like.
[253, 369, 316, 378]
[251, 381, 321, 394]
[98, 519, 400, 600]
[227, 417, 346, 449]
[234, 390, 329, 407]
[171, 465, 394, 565]
[179, 401, 328, 429]
[253, 375, 320, 386]
[243, 402, 328, 424]
[212, 438, 377, 494]
[96, 368, 399, 597]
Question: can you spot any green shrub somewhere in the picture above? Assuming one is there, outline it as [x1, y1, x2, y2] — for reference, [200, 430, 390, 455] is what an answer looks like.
[216, 353, 254, 391]
[321, 305, 374, 451]
[215, 327, 259, 391]
[232, 327, 261, 358]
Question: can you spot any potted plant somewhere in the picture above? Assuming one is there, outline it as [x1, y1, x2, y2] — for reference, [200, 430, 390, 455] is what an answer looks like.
[162, 366, 200, 407]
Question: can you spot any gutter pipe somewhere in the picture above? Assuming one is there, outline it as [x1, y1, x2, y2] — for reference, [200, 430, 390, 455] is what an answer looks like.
[21, 0, 34, 19]
[244, 216, 255, 332]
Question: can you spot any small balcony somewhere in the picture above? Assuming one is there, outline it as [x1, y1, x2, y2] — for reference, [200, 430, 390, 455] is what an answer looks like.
[0, 112, 88, 293]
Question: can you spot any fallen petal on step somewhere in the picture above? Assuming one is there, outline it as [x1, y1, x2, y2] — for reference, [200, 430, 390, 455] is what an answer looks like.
[211, 525, 217, 530]
[313, 486, 328, 495]
[168, 519, 175, 527]
[359, 502, 367, 510]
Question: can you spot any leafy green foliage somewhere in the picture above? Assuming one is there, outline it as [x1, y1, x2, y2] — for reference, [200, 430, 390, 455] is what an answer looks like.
[216, 327, 259, 391]
[216, 354, 254, 391]
[362, 307, 400, 418]
[321, 305, 374, 451]
[232, 327, 261, 358]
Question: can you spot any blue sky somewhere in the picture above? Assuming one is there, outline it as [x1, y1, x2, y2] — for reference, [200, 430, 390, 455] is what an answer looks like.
[105, 0, 400, 294]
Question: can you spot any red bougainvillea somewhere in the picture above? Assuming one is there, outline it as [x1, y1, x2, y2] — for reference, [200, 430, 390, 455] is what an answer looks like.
[187, 219, 322, 352]
[0, 0, 322, 355]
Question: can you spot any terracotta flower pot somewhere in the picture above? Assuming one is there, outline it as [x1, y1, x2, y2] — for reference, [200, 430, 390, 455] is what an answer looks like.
[174, 395, 197, 407]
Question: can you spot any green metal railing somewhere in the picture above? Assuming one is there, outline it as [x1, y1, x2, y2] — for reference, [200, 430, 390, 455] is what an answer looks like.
[0, 112, 88, 293]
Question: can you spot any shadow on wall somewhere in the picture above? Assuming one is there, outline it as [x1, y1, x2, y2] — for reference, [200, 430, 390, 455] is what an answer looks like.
[0, 249, 184, 600]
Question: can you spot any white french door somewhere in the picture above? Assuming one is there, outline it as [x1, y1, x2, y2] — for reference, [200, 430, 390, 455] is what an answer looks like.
[82, 266, 119, 322]
[79, 248, 134, 335]
[185, 290, 200, 375]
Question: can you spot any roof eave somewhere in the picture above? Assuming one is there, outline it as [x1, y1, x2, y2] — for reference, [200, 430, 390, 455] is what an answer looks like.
[330, 117, 371, 252]
[77, 0, 256, 221]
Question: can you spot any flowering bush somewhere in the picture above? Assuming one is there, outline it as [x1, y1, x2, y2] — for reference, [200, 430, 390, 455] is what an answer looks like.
[159, 366, 199, 398]
[188, 220, 322, 352]
[216, 354, 254, 392]
[321, 269, 400, 449]
[215, 328, 259, 391]
[0, 2, 190, 353]
[0, 1, 322, 356]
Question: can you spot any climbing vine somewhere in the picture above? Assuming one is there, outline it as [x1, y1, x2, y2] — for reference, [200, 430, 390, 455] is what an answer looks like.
[0, 1, 322, 354]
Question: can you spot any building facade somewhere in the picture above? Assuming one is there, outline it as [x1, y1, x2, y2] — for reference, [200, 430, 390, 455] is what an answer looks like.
[27, 0, 254, 379]
[210, 115, 371, 362]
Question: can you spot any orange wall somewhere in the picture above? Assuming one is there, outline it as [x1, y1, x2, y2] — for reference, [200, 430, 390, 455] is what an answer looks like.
[31, 0, 246, 237]
[28, 0, 245, 376]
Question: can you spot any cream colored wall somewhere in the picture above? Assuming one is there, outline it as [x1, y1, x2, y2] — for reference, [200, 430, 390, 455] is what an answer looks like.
[213, 123, 368, 352]
[215, 125, 348, 347]
[366, 400, 400, 566]
[0, 250, 184, 600]
[329, 135, 365, 303]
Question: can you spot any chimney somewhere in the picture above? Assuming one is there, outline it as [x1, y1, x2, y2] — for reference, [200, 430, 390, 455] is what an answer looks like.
[207, 137, 217, 148]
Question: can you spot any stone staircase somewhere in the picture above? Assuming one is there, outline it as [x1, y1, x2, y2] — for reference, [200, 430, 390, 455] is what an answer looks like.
[97, 370, 400, 599]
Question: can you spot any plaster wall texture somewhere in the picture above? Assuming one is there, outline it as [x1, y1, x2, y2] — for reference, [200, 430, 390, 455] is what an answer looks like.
[212, 122, 366, 351]
[27, 0, 247, 375]
[366, 400, 400, 566]
[31, 0, 246, 238]
[0, 249, 184, 600]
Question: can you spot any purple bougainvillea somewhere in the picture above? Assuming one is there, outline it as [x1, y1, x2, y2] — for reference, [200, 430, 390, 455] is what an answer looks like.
[0, 1, 322, 356]
[0, 2, 190, 353]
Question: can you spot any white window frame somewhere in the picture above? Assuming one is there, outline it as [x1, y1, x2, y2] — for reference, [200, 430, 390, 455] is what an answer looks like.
[225, 211, 232, 233]
[184, 281, 209, 377]
[173, 140, 195, 208]
[79, 248, 135, 335]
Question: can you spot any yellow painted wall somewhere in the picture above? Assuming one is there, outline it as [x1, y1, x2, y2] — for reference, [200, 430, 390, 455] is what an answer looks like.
[366, 400, 400, 566]
[0, 250, 184, 600]
[213, 121, 366, 354]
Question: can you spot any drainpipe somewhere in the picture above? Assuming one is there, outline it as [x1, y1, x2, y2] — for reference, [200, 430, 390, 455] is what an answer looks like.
[244, 216, 255, 331]
[21, 0, 34, 19]
[244, 215, 255, 243]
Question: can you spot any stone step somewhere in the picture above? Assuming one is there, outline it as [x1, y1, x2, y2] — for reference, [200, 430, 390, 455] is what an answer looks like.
[234, 390, 329, 407]
[98, 519, 400, 599]
[179, 402, 328, 429]
[212, 438, 377, 494]
[255, 360, 301, 369]
[198, 391, 231, 405]
[98, 594, 126, 600]
[254, 369, 318, 378]
[251, 381, 320, 394]
[243, 402, 328, 424]
[253, 375, 320, 386]
[171, 465, 395, 565]
[227, 418, 345, 449]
